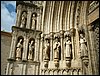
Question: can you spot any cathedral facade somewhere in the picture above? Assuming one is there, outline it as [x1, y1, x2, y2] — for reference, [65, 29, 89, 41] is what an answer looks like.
[6, 1, 99, 75]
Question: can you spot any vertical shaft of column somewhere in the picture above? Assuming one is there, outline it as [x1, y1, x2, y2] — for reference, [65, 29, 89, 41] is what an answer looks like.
[57, 1, 62, 32]
[88, 25, 96, 74]
[60, 1, 64, 31]
[34, 35, 40, 61]
[40, 34, 44, 62]
[9, 35, 15, 59]
[60, 31, 64, 60]
[26, 10, 32, 29]
[9, 63, 13, 75]
[64, 2, 68, 31]
[22, 64, 27, 75]
[22, 34, 27, 60]
[11, 35, 17, 59]
[70, 1, 75, 29]
[71, 35, 75, 60]
[41, 1, 46, 32]
[6, 62, 10, 75]
[16, 5, 22, 27]
[50, 1, 55, 33]
[22, 34, 29, 61]
[50, 33, 53, 61]
[67, 1, 71, 30]
[37, 36, 41, 61]
[36, 65, 39, 75]
[34, 38, 37, 61]
[36, 13, 39, 30]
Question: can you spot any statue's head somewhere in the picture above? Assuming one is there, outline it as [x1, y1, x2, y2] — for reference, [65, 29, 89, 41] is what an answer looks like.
[31, 40, 34, 44]
[32, 13, 35, 17]
[19, 39, 23, 42]
[44, 35, 50, 43]
[80, 33, 84, 38]
[54, 33, 60, 42]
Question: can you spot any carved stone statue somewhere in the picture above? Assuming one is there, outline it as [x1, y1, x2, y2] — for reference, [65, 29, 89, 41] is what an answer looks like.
[54, 37, 61, 59]
[80, 34, 88, 58]
[20, 12, 27, 28]
[31, 14, 36, 29]
[16, 39, 23, 60]
[43, 39, 50, 60]
[28, 40, 35, 61]
[65, 36, 72, 58]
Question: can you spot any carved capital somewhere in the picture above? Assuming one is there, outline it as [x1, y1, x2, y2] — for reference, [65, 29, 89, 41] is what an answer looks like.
[64, 30, 71, 38]
[82, 57, 89, 67]
[17, 4, 22, 10]
[40, 33, 44, 41]
[49, 32, 54, 40]
[88, 25, 94, 31]
[70, 28, 76, 36]
[59, 30, 64, 38]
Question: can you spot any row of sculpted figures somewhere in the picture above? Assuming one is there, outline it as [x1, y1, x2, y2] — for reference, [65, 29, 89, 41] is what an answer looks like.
[43, 30, 89, 68]
[19, 11, 37, 29]
[15, 37, 35, 61]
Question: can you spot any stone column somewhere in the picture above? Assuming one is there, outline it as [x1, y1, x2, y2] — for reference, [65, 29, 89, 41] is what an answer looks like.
[60, 30, 64, 60]
[36, 13, 40, 30]
[40, 33, 44, 62]
[34, 38, 37, 61]
[88, 25, 97, 74]
[26, 9, 32, 29]
[59, 1, 64, 31]
[50, 1, 55, 33]
[16, 4, 22, 27]
[57, 1, 62, 32]
[49, 33, 54, 61]
[9, 63, 14, 75]
[70, 28, 75, 60]
[22, 63, 27, 75]
[41, 1, 46, 32]
[70, 1, 75, 29]
[6, 62, 10, 75]
[67, 1, 72, 30]
[37, 35, 41, 61]
[34, 34, 41, 61]
[22, 33, 29, 61]
[36, 65, 39, 75]
[9, 31, 17, 59]
[22, 33, 27, 60]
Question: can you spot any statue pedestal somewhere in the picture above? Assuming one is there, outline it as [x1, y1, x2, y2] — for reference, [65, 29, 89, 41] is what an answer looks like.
[44, 60, 49, 68]
[82, 57, 89, 66]
[66, 57, 71, 67]
[54, 58, 59, 68]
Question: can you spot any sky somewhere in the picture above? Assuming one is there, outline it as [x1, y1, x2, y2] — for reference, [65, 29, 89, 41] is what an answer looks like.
[1, 1, 16, 32]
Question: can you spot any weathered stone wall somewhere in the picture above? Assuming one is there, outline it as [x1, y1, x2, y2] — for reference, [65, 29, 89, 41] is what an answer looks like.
[1, 31, 12, 75]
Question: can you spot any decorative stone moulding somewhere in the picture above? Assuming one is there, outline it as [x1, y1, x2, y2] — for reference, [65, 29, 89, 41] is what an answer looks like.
[44, 34, 50, 40]
[54, 58, 59, 68]
[82, 57, 89, 67]
[65, 57, 71, 68]
[44, 59, 49, 68]
[64, 31, 71, 38]
[70, 28, 76, 36]
[7, 58, 16, 62]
